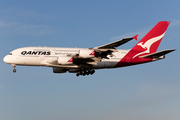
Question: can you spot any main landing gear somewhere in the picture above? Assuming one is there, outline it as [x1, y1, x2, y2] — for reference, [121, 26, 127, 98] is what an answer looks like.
[12, 65, 16, 73]
[76, 69, 95, 77]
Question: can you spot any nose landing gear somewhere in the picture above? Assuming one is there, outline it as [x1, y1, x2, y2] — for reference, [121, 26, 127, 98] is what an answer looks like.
[12, 65, 16, 73]
[13, 69, 16, 73]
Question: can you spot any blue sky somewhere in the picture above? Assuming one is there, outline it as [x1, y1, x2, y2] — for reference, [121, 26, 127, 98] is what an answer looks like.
[0, 0, 180, 120]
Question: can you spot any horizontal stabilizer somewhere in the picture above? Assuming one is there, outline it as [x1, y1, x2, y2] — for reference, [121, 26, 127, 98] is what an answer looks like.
[139, 49, 176, 58]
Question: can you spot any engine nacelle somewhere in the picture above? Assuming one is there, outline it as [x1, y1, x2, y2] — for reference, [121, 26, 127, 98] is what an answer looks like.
[57, 56, 73, 65]
[68, 69, 79, 73]
[53, 67, 67, 73]
[79, 49, 95, 58]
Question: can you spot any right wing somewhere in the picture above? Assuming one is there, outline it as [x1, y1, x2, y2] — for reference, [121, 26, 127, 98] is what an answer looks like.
[91, 35, 138, 59]
[93, 34, 138, 49]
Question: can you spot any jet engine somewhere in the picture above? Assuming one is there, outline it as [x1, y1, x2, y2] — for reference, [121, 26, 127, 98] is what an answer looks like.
[53, 67, 67, 73]
[68, 69, 79, 73]
[57, 56, 73, 65]
[79, 49, 95, 58]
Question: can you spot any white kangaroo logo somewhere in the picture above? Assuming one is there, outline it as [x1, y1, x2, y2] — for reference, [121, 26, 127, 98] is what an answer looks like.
[133, 32, 165, 58]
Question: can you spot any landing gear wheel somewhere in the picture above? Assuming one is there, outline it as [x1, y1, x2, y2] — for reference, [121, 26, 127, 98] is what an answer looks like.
[76, 73, 80, 77]
[12, 65, 16, 73]
[13, 69, 16, 73]
[76, 69, 95, 76]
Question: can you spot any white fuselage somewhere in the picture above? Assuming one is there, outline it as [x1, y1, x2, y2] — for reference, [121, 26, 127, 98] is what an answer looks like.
[3, 47, 129, 69]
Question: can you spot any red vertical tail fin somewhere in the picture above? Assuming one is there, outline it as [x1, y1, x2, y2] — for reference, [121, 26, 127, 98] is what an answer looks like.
[130, 21, 170, 58]
[115, 21, 170, 67]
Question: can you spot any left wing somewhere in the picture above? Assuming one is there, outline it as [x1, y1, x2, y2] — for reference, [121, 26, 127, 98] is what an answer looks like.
[74, 35, 138, 66]
[42, 35, 138, 67]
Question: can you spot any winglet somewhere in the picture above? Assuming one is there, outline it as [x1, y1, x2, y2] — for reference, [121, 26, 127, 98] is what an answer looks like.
[132, 34, 138, 40]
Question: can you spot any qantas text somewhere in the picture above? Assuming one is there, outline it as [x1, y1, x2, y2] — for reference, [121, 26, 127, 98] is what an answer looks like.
[21, 51, 51, 55]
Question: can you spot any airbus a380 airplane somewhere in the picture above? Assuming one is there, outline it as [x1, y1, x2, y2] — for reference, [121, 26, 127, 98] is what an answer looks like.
[3, 21, 175, 76]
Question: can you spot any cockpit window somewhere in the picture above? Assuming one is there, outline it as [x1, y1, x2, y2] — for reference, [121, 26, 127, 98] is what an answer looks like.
[9, 53, 12, 55]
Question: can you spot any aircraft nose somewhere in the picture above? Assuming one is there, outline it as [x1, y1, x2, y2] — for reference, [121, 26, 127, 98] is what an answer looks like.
[3, 55, 11, 64]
